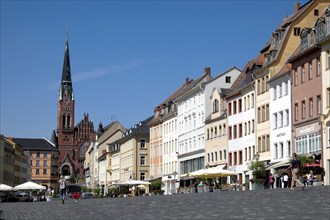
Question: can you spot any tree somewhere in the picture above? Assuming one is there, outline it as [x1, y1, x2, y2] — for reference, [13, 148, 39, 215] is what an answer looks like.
[249, 161, 266, 185]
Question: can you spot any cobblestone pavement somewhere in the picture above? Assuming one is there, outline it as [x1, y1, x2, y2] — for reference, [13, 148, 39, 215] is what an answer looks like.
[0, 186, 329, 220]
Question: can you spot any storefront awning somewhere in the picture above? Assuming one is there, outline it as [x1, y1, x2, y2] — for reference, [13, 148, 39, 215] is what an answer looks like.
[266, 158, 291, 170]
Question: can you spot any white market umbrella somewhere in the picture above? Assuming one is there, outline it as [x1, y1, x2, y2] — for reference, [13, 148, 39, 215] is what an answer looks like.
[189, 167, 238, 178]
[0, 183, 13, 191]
[14, 181, 46, 190]
[120, 180, 151, 185]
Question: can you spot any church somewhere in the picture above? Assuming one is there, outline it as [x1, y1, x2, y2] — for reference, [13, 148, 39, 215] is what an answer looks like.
[51, 34, 97, 184]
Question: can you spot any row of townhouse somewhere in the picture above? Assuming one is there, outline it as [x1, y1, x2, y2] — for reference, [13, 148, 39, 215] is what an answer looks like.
[85, 118, 152, 195]
[149, 1, 330, 193]
[85, 1, 330, 195]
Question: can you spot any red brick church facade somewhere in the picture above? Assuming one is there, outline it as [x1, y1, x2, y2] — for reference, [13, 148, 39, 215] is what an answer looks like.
[51, 34, 96, 183]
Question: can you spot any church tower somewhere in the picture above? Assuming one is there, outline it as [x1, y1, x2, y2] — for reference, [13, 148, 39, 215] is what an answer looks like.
[57, 33, 76, 177]
[56, 33, 96, 182]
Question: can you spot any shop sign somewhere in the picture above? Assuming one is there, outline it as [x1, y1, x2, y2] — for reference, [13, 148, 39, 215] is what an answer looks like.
[296, 122, 320, 136]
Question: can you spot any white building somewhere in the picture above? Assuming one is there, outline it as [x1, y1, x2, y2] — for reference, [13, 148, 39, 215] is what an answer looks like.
[176, 68, 212, 176]
[225, 59, 259, 190]
[268, 71, 292, 178]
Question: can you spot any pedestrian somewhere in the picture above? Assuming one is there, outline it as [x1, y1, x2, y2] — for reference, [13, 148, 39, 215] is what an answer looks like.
[59, 175, 68, 204]
[283, 173, 289, 188]
[268, 173, 275, 189]
[194, 181, 198, 193]
[286, 153, 304, 191]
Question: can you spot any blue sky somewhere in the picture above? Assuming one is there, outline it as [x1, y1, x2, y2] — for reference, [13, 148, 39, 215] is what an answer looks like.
[0, 0, 307, 139]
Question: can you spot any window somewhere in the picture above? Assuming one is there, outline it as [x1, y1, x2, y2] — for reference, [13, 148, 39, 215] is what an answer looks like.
[309, 62, 313, 80]
[273, 87, 277, 100]
[233, 101, 237, 114]
[36, 152, 40, 158]
[213, 99, 219, 113]
[280, 142, 284, 159]
[140, 139, 146, 148]
[302, 101, 306, 119]
[327, 50, 330, 69]
[301, 66, 305, 83]
[226, 76, 231, 83]
[284, 82, 288, 95]
[294, 27, 301, 36]
[327, 88, 330, 107]
[287, 141, 291, 158]
[36, 160, 40, 167]
[316, 58, 320, 76]
[140, 155, 146, 165]
[228, 126, 232, 140]
[224, 150, 226, 160]
[273, 113, 277, 129]
[43, 169, 47, 175]
[43, 152, 48, 158]
[274, 143, 278, 159]
[295, 103, 299, 121]
[239, 151, 243, 165]
[309, 98, 313, 117]
[266, 104, 269, 121]
[314, 9, 319, 16]
[238, 99, 242, 113]
[233, 125, 237, 139]
[140, 172, 146, 180]
[285, 109, 289, 126]
[228, 102, 232, 115]
[251, 93, 254, 108]
[294, 70, 298, 86]
[239, 123, 242, 138]
[43, 160, 47, 167]
[258, 107, 261, 122]
[279, 111, 283, 128]
[252, 120, 254, 133]
[219, 151, 222, 160]
[229, 152, 232, 166]
[244, 97, 247, 111]
[234, 152, 237, 165]
[36, 169, 40, 175]
[317, 95, 322, 114]
[278, 84, 282, 98]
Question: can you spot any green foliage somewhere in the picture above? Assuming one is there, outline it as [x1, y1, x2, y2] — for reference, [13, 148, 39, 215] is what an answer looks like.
[249, 161, 266, 184]
[93, 188, 100, 195]
[295, 154, 313, 167]
[81, 186, 88, 192]
[150, 179, 163, 191]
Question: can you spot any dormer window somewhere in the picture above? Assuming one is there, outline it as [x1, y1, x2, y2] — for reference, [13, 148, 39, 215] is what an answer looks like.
[213, 99, 219, 113]
[301, 34, 308, 51]
[225, 76, 231, 83]
[294, 27, 301, 36]
[310, 31, 315, 46]
[316, 23, 325, 42]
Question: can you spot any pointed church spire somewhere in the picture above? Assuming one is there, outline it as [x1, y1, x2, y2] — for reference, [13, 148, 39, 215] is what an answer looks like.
[58, 30, 74, 101]
[61, 31, 72, 86]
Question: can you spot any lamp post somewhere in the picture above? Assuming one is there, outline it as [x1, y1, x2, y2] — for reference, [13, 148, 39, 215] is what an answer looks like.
[254, 152, 260, 162]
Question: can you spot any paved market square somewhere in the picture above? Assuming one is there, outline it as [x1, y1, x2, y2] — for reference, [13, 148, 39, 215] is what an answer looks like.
[0, 186, 329, 220]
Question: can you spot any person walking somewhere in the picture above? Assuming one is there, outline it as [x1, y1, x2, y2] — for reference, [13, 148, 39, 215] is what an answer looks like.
[286, 153, 304, 191]
[59, 175, 68, 204]
[268, 174, 275, 189]
[283, 173, 289, 188]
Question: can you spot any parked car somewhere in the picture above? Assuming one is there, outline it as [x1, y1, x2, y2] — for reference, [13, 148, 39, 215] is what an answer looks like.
[81, 192, 94, 199]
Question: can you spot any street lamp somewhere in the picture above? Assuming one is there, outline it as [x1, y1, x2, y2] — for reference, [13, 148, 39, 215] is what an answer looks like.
[254, 152, 260, 162]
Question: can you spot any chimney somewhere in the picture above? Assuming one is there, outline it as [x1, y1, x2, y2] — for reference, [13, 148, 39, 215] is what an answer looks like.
[185, 78, 190, 85]
[204, 67, 211, 75]
[294, 2, 301, 13]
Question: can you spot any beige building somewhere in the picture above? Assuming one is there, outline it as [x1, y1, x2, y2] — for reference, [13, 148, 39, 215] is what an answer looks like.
[253, 1, 328, 164]
[119, 117, 152, 194]
[12, 137, 58, 191]
[0, 135, 30, 186]
[204, 84, 228, 169]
